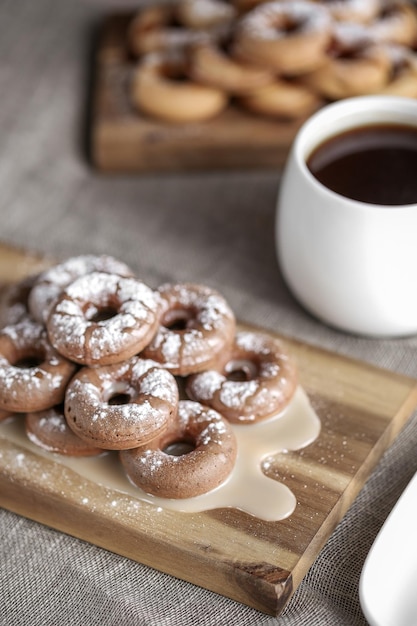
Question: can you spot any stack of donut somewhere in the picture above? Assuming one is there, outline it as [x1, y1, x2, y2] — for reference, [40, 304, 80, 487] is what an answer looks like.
[0, 255, 297, 499]
[128, 0, 417, 122]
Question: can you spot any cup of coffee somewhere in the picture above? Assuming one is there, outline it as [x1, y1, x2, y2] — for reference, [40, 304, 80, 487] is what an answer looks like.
[276, 95, 417, 337]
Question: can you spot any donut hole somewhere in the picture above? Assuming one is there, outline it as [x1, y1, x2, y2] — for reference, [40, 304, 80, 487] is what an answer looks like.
[13, 349, 45, 369]
[163, 439, 196, 456]
[162, 307, 194, 331]
[104, 382, 133, 406]
[108, 392, 131, 406]
[88, 305, 119, 323]
[225, 358, 258, 381]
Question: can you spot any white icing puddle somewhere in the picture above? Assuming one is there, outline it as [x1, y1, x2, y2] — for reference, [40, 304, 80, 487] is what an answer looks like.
[0, 387, 320, 521]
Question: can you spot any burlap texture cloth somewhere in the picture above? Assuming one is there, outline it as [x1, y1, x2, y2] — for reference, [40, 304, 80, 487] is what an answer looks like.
[1, 1, 417, 624]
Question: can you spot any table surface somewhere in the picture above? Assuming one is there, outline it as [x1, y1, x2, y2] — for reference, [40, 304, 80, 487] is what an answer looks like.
[2, 2, 417, 625]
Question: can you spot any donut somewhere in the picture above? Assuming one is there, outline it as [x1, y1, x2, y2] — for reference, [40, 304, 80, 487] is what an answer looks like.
[187, 36, 274, 94]
[127, 4, 208, 57]
[381, 44, 417, 97]
[312, 0, 381, 24]
[64, 357, 178, 450]
[237, 78, 322, 119]
[29, 254, 134, 325]
[0, 274, 38, 328]
[131, 51, 228, 123]
[142, 282, 236, 376]
[25, 405, 103, 456]
[370, 2, 417, 47]
[0, 319, 76, 413]
[47, 272, 160, 366]
[232, 1, 332, 75]
[120, 400, 237, 498]
[304, 24, 391, 99]
[176, 0, 237, 29]
[186, 330, 297, 423]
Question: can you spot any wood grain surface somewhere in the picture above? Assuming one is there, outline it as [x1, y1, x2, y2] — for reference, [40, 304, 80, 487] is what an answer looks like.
[90, 14, 306, 173]
[1, 242, 417, 615]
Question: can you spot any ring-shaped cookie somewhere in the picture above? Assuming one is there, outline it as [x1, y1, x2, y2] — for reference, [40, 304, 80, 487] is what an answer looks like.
[0, 319, 76, 413]
[142, 282, 236, 376]
[232, 1, 332, 75]
[47, 272, 160, 366]
[25, 405, 104, 457]
[120, 400, 237, 498]
[29, 254, 134, 324]
[381, 45, 417, 97]
[64, 357, 179, 450]
[186, 331, 297, 423]
[312, 0, 381, 24]
[131, 51, 228, 123]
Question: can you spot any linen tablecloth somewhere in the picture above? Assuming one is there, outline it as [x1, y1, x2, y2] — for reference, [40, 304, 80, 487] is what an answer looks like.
[1, 1, 417, 624]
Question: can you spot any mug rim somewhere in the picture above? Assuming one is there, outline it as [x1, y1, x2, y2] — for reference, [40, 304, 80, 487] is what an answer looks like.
[292, 95, 417, 211]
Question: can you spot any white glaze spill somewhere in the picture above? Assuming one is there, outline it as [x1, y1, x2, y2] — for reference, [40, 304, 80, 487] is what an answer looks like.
[0, 386, 320, 521]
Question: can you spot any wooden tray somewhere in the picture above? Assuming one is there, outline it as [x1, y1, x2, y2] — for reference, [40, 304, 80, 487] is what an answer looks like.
[90, 14, 306, 172]
[1, 242, 417, 615]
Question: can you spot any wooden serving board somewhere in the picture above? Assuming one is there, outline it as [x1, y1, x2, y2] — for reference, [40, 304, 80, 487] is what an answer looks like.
[90, 14, 305, 172]
[1, 242, 417, 615]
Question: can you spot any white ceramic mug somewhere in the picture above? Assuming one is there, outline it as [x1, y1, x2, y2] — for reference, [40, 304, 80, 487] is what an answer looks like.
[276, 95, 417, 337]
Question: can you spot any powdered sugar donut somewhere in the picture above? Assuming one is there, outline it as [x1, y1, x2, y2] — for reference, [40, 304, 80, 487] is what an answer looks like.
[370, 1, 417, 47]
[120, 400, 237, 498]
[0, 319, 76, 413]
[47, 272, 160, 366]
[381, 44, 417, 97]
[237, 78, 322, 119]
[312, 0, 381, 23]
[131, 50, 228, 123]
[304, 23, 391, 99]
[232, 1, 332, 75]
[29, 254, 134, 325]
[188, 37, 274, 94]
[142, 282, 236, 376]
[25, 405, 103, 456]
[186, 331, 297, 423]
[176, 0, 237, 29]
[128, 4, 208, 57]
[64, 358, 178, 450]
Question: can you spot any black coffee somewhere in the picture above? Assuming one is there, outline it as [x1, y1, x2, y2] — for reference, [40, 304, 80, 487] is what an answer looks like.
[307, 123, 417, 205]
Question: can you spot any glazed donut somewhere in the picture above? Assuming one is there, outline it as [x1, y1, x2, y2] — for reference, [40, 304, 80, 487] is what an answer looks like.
[131, 51, 228, 123]
[311, 0, 381, 24]
[0, 319, 76, 413]
[47, 272, 161, 366]
[188, 37, 274, 94]
[370, 2, 417, 47]
[304, 24, 391, 99]
[29, 254, 134, 325]
[381, 44, 417, 97]
[232, 1, 332, 75]
[127, 4, 208, 57]
[237, 78, 322, 119]
[25, 405, 103, 456]
[142, 282, 236, 376]
[186, 330, 297, 423]
[176, 0, 237, 29]
[64, 357, 178, 450]
[0, 274, 38, 328]
[120, 400, 237, 498]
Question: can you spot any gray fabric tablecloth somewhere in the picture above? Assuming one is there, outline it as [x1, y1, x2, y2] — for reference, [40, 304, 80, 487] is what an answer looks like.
[2, 1, 417, 624]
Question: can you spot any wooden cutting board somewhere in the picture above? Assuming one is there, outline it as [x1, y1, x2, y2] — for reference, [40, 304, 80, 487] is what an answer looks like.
[90, 14, 306, 172]
[1, 241, 417, 616]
